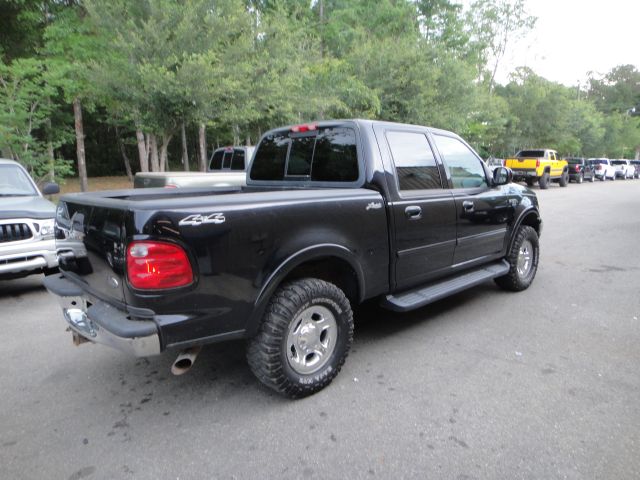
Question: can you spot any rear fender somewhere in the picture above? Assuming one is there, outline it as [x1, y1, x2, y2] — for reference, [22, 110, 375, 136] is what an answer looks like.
[245, 244, 365, 337]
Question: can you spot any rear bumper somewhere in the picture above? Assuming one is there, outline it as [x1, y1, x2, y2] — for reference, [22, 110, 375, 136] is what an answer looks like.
[0, 238, 58, 275]
[43, 274, 160, 357]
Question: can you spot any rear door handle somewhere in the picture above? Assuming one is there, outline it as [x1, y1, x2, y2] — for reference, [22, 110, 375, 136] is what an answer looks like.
[405, 206, 422, 220]
[462, 201, 474, 212]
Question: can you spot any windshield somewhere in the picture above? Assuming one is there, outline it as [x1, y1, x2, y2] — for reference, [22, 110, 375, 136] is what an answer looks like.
[566, 158, 583, 164]
[516, 150, 545, 158]
[0, 164, 38, 196]
[611, 160, 627, 165]
[589, 159, 608, 165]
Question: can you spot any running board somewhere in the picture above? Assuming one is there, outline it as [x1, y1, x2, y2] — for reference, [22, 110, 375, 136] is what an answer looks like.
[382, 260, 510, 312]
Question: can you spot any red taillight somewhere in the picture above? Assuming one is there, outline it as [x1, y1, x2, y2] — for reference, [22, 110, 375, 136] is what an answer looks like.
[536, 159, 540, 168]
[126, 241, 193, 290]
[291, 123, 317, 133]
[575, 165, 580, 171]
[164, 184, 178, 189]
[596, 165, 602, 170]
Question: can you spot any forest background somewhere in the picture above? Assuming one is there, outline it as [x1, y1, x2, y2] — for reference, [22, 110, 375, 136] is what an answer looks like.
[1, 0, 639, 190]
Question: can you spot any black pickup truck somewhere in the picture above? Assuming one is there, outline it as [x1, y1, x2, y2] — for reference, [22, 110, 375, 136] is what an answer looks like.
[44, 119, 542, 397]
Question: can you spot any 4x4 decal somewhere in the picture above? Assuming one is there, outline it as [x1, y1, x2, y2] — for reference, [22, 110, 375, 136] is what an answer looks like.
[179, 213, 226, 226]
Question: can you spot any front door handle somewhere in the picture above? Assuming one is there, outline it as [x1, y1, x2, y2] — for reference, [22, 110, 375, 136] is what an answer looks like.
[462, 201, 474, 212]
[405, 206, 422, 220]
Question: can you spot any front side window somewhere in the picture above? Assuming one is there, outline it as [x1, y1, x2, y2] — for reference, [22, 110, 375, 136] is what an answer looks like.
[433, 135, 488, 189]
[386, 131, 442, 191]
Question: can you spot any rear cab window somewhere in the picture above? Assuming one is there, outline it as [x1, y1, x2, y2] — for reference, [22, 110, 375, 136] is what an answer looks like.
[249, 124, 361, 185]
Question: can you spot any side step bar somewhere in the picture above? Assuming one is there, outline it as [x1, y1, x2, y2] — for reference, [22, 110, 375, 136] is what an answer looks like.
[382, 260, 510, 312]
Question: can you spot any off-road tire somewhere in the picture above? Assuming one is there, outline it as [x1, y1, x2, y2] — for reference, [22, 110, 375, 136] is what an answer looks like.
[538, 172, 550, 189]
[495, 225, 539, 292]
[246, 278, 354, 398]
[559, 171, 569, 187]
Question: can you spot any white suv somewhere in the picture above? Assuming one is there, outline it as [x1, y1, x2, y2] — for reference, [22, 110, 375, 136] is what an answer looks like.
[589, 158, 616, 181]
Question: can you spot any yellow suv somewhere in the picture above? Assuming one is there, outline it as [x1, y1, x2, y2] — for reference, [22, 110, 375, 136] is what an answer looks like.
[505, 149, 569, 189]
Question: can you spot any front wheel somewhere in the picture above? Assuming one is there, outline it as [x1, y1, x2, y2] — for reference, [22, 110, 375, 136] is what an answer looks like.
[247, 278, 354, 398]
[495, 225, 540, 292]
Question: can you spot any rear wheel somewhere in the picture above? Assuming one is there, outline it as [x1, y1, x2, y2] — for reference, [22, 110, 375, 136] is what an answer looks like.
[589, 174, 595, 183]
[495, 226, 539, 292]
[247, 278, 354, 398]
[577, 173, 584, 184]
[538, 172, 550, 189]
[525, 178, 535, 187]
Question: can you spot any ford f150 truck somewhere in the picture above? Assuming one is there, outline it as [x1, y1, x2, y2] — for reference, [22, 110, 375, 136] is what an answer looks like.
[505, 149, 569, 189]
[133, 146, 254, 188]
[44, 120, 542, 398]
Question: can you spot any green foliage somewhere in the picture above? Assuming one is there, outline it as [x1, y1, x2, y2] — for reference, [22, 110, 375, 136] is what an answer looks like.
[0, 0, 638, 178]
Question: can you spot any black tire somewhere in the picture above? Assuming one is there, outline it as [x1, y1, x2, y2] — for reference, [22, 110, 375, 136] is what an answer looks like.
[577, 173, 584, 184]
[611, 174, 615, 181]
[600, 174, 606, 182]
[246, 278, 354, 398]
[538, 172, 550, 189]
[495, 225, 539, 292]
[589, 174, 595, 183]
[525, 178, 535, 187]
[559, 171, 569, 187]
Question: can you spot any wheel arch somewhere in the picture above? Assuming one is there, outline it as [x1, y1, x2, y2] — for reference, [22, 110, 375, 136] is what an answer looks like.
[508, 208, 542, 252]
[245, 244, 364, 337]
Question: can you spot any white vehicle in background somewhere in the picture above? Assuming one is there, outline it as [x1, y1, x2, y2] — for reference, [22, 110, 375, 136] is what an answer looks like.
[611, 159, 635, 179]
[589, 158, 616, 181]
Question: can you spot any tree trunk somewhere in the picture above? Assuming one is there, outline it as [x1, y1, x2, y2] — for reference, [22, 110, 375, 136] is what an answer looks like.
[150, 134, 160, 172]
[116, 127, 134, 182]
[181, 121, 189, 171]
[198, 123, 207, 172]
[135, 129, 149, 172]
[246, 133, 251, 146]
[46, 117, 55, 182]
[160, 133, 173, 172]
[73, 97, 88, 192]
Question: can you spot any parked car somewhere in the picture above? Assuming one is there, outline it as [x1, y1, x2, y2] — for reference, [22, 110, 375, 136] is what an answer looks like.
[133, 146, 254, 189]
[589, 158, 616, 181]
[611, 159, 635, 179]
[0, 159, 60, 279]
[566, 157, 595, 183]
[504, 149, 569, 189]
[629, 160, 640, 179]
[45, 120, 542, 398]
[485, 157, 504, 171]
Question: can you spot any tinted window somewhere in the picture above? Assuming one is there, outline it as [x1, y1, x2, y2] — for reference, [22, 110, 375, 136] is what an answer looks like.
[386, 131, 442, 191]
[611, 160, 627, 165]
[517, 150, 545, 157]
[209, 150, 224, 170]
[434, 135, 488, 189]
[250, 126, 358, 182]
[222, 150, 233, 169]
[231, 149, 245, 170]
[311, 127, 358, 181]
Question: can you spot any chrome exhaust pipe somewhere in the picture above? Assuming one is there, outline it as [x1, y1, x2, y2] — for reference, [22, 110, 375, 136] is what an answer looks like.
[170, 346, 202, 376]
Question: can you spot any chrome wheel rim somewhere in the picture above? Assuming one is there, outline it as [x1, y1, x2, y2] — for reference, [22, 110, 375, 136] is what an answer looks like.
[517, 240, 533, 277]
[286, 305, 337, 375]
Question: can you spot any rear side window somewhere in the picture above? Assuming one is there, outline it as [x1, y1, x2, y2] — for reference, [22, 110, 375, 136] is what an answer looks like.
[250, 126, 358, 182]
[386, 131, 442, 191]
[433, 135, 488, 189]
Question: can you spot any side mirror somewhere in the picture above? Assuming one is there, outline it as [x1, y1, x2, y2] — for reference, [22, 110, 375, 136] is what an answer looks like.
[493, 167, 512, 186]
[42, 182, 60, 195]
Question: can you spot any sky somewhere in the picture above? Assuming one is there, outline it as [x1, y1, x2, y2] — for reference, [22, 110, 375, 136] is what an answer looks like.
[475, 0, 640, 86]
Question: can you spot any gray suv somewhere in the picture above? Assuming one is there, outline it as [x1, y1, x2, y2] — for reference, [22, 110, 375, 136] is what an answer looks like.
[0, 159, 60, 279]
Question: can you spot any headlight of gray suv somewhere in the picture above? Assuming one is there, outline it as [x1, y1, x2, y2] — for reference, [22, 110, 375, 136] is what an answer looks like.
[38, 219, 55, 239]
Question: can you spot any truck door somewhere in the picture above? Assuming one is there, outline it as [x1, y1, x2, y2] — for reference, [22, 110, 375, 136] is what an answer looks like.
[376, 127, 457, 291]
[431, 133, 513, 265]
